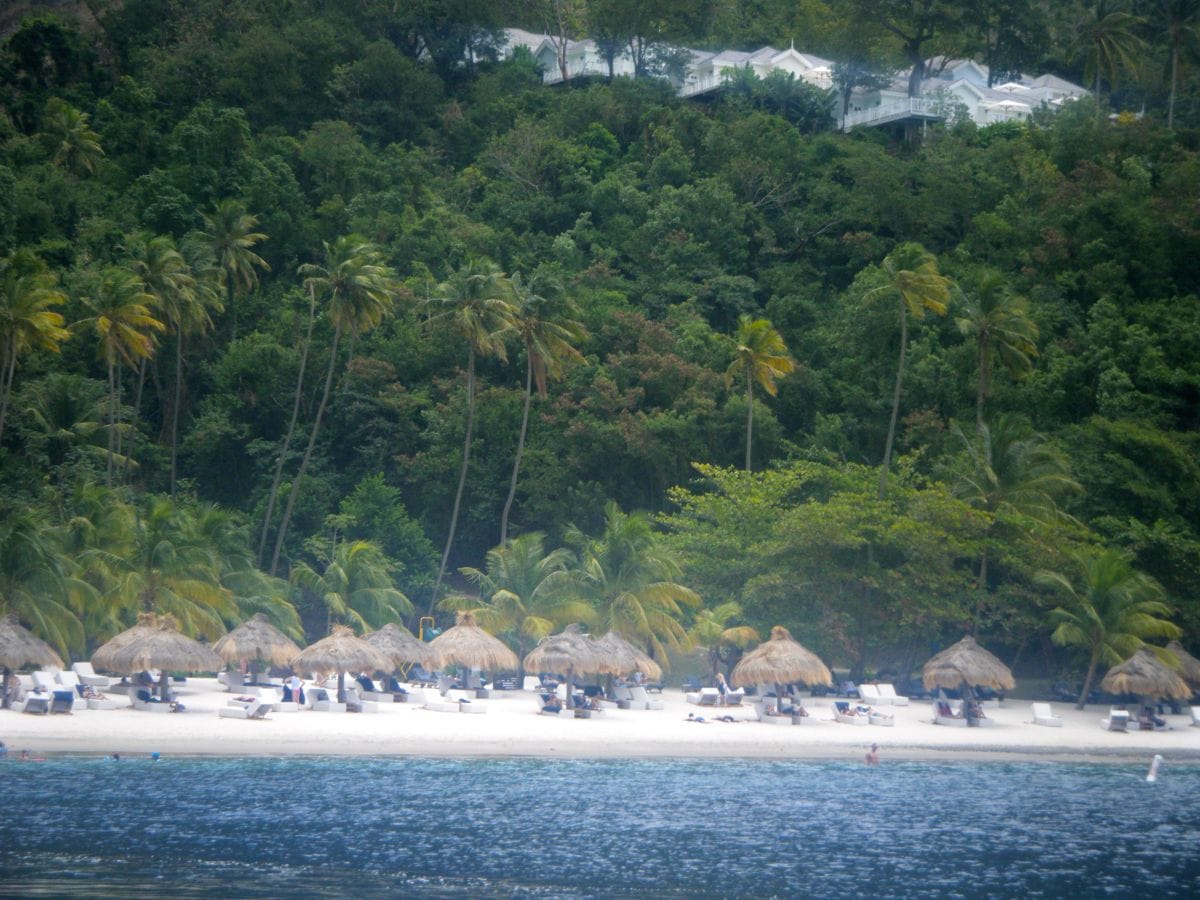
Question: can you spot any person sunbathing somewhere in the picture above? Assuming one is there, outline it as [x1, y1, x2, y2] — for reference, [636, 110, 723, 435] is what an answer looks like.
[542, 695, 562, 713]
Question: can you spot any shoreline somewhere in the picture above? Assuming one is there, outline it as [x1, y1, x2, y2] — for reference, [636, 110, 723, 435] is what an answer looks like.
[4, 678, 1197, 765]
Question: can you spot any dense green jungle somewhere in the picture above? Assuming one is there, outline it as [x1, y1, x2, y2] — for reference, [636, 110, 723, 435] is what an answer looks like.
[2, 1, 1199, 695]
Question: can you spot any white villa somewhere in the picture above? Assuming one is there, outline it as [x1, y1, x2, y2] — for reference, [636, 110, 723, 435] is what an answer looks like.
[499, 28, 1088, 131]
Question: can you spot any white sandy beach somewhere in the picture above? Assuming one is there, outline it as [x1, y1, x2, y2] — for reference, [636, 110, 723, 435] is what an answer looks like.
[3, 678, 1198, 763]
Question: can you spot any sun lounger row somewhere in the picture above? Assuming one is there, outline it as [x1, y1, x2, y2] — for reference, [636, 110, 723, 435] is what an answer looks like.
[684, 686, 745, 706]
[858, 684, 909, 706]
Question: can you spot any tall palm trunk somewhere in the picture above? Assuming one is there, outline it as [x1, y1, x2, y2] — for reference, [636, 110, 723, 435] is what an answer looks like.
[972, 546, 990, 635]
[432, 349, 476, 611]
[1076, 647, 1102, 710]
[106, 361, 116, 488]
[500, 350, 534, 545]
[744, 369, 754, 471]
[975, 337, 990, 432]
[1168, 45, 1179, 128]
[259, 283, 317, 566]
[270, 323, 342, 576]
[879, 299, 908, 498]
[0, 335, 17, 442]
[170, 329, 184, 499]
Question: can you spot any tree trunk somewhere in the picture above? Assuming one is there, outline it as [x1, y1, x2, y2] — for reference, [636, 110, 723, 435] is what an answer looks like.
[270, 324, 342, 576]
[972, 546, 990, 635]
[106, 361, 116, 488]
[259, 283, 317, 567]
[976, 337, 989, 432]
[432, 349, 476, 611]
[0, 337, 17, 443]
[1076, 649, 1101, 710]
[170, 330, 184, 499]
[744, 369, 754, 471]
[1168, 46, 1178, 129]
[500, 351, 534, 545]
[878, 298, 908, 498]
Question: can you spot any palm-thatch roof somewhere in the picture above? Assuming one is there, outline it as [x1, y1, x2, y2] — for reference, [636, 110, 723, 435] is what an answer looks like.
[363, 622, 439, 671]
[0, 614, 65, 671]
[523, 625, 606, 676]
[1165, 641, 1200, 688]
[922, 636, 1015, 692]
[730, 626, 832, 688]
[212, 613, 301, 668]
[291, 625, 392, 677]
[429, 611, 518, 672]
[91, 613, 222, 674]
[593, 631, 663, 682]
[1100, 647, 1191, 700]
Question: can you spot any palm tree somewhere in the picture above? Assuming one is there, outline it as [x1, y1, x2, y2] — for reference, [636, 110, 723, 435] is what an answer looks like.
[0, 252, 70, 443]
[79, 267, 164, 487]
[290, 539, 412, 635]
[1152, 0, 1200, 127]
[197, 199, 269, 341]
[565, 501, 700, 663]
[1071, 2, 1147, 117]
[952, 415, 1081, 627]
[85, 496, 238, 641]
[725, 315, 795, 472]
[442, 531, 591, 678]
[128, 233, 212, 497]
[863, 243, 953, 497]
[42, 98, 104, 176]
[269, 236, 398, 575]
[424, 258, 517, 606]
[17, 373, 114, 483]
[500, 272, 587, 544]
[0, 511, 90, 657]
[955, 269, 1039, 430]
[687, 600, 759, 678]
[1038, 549, 1180, 708]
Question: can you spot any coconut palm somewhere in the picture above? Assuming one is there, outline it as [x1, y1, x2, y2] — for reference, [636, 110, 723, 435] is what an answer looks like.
[952, 415, 1080, 628]
[16, 373, 114, 482]
[0, 512, 90, 657]
[864, 242, 953, 497]
[955, 270, 1038, 431]
[1071, 1, 1147, 116]
[128, 233, 215, 497]
[442, 531, 591, 677]
[425, 258, 517, 605]
[565, 502, 700, 664]
[725, 316, 795, 472]
[196, 199, 269, 341]
[0, 251, 70, 443]
[42, 98, 104, 176]
[687, 601, 760, 678]
[1152, 0, 1200, 127]
[269, 236, 399, 575]
[290, 539, 412, 637]
[79, 267, 164, 487]
[500, 271, 587, 544]
[1038, 549, 1181, 708]
[89, 496, 238, 641]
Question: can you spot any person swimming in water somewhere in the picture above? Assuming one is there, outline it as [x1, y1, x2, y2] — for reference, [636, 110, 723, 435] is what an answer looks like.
[865, 743, 879, 765]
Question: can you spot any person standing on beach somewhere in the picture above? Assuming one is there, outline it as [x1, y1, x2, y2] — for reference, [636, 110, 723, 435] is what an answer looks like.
[715, 672, 729, 706]
[865, 743, 879, 765]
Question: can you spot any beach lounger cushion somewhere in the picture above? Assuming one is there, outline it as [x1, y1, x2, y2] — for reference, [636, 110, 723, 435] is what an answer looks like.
[72, 662, 112, 687]
[878, 684, 909, 706]
[1031, 703, 1063, 727]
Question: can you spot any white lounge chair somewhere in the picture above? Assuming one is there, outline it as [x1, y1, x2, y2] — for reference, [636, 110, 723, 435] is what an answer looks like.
[933, 700, 967, 727]
[307, 689, 346, 712]
[423, 698, 460, 713]
[629, 685, 664, 711]
[32, 671, 57, 692]
[72, 661, 112, 688]
[688, 687, 720, 707]
[832, 701, 869, 725]
[858, 684, 885, 705]
[1032, 702, 1063, 727]
[878, 684, 909, 706]
[867, 709, 895, 727]
[1191, 707, 1200, 727]
[218, 698, 269, 719]
[1101, 709, 1130, 732]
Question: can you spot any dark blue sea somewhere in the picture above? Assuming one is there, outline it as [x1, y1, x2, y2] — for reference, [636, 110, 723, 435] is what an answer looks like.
[1, 756, 1197, 897]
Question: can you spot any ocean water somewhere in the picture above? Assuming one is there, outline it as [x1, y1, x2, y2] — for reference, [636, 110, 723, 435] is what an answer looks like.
[1, 756, 1197, 898]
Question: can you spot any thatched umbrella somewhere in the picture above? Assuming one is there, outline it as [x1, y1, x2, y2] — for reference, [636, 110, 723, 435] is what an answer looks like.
[429, 612, 518, 690]
[922, 636, 1015, 701]
[593, 631, 664, 683]
[731, 626, 833, 705]
[523, 625, 606, 709]
[0, 615, 65, 708]
[1165, 641, 1200, 689]
[363, 623, 440, 675]
[212, 613, 301, 680]
[1100, 648, 1191, 703]
[92, 613, 222, 700]
[292, 625, 392, 703]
